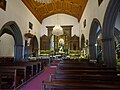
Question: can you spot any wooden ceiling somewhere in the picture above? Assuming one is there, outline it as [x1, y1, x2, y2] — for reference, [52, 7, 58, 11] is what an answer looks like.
[22, 0, 88, 23]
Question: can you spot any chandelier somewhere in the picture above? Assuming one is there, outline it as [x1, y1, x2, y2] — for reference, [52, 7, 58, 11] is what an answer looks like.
[52, 14, 63, 36]
[52, 25, 63, 36]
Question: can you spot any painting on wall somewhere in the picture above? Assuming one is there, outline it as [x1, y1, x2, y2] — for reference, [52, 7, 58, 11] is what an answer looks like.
[29, 22, 33, 30]
[0, 0, 6, 11]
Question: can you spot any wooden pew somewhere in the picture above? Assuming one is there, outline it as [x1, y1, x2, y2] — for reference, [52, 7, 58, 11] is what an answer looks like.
[13, 61, 35, 76]
[0, 57, 14, 64]
[0, 66, 27, 88]
[0, 60, 42, 78]
[38, 59, 49, 70]
[0, 62, 31, 78]
[43, 59, 120, 90]
[57, 63, 116, 70]
[0, 61, 41, 89]
[60, 59, 83, 64]
[51, 78, 120, 84]
[8, 60, 41, 77]
[55, 69, 120, 75]
[0, 68, 17, 89]
[43, 72, 120, 89]
[0, 65, 26, 81]
[52, 68, 120, 82]
[0, 58, 42, 89]
[29, 60, 42, 73]
[42, 80, 120, 90]
[59, 61, 107, 66]
[51, 73, 120, 80]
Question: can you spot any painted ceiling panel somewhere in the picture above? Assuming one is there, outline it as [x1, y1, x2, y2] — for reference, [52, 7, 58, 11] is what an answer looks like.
[22, 0, 88, 23]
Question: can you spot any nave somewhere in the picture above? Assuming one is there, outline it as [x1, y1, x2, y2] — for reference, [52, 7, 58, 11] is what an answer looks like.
[19, 65, 56, 90]
[0, 0, 120, 90]
[19, 59, 120, 90]
[0, 58, 44, 90]
[1, 58, 120, 90]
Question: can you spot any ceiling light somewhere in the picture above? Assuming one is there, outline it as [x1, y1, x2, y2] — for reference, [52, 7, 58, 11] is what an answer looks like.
[52, 14, 63, 36]
[34, 0, 54, 3]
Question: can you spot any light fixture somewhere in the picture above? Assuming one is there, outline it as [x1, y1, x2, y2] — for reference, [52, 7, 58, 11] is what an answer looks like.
[52, 14, 63, 36]
[34, 0, 54, 3]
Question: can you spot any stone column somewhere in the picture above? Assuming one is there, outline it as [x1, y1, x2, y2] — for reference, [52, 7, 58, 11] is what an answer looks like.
[14, 45, 23, 61]
[102, 38, 116, 67]
[89, 43, 96, 60]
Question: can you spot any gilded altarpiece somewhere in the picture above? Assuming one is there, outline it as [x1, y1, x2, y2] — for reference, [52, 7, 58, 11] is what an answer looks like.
[46, 26, 73, 51]
[40, 35, 50, 50]
[54, 35, 68, 51]
[70, 35, 79, 50]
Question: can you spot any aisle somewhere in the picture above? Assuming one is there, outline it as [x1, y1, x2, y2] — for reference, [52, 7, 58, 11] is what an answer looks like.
[19, 66, 56, 90]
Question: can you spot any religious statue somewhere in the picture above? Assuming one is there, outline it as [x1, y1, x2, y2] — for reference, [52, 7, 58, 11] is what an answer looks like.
[58, 38, 64, 53]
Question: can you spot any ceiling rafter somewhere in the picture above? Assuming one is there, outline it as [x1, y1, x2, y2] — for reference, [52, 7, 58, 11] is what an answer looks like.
[22, 0, 88, 23]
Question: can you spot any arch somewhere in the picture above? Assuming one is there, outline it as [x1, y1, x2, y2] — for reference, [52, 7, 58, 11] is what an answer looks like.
[114, 28, 120, 42]
[25, 35, 39, 58]
[89, 18, 102, 60]
[0, 21, 23, 61]
[32, 36, 39, 57]
[102, 0, 120, 67]
[81, 34, 85, 50]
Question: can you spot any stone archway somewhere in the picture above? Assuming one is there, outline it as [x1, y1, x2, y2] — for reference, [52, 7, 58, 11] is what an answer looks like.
[31, 36, 39, 57]
[114, 28, 120, 42]
[0, 21, 23, 61]
[89, 18, 102, 61]
[102, 0, 120, 67]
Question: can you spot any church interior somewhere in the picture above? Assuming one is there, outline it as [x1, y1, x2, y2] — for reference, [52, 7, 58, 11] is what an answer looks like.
[0, 0, 120, 89]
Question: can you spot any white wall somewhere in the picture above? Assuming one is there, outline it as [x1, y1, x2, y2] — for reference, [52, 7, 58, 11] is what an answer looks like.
[39, 0, 110, 50]
[0, 0, 111, 56]
[0, 0, 41, 57]
[41, 14, 79, 37]
[0, 34, 14, 56]
[79, 0, 109, 41]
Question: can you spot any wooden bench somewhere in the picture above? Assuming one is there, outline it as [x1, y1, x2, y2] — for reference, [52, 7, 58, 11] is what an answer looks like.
[5, 60, 41, 76]
[0, 60, 42, 89]
[0, 60, 42, 78]
[51, 73, 120, 80]
[42, 80, 120, 90]
[43, 60, 120, 90]
[43, 71, 120, 89]
[55, 69, 120, 75]
[0, 57, 14, 64]
[38, 59, 49, 69]
[0, 65, 27, 88]
[51, 78, 120, 84]
[0, 65, 27, 80]
[13, 61, 36, 76]
[0, 68, 17, 89]
[60, 59, 84, 64]
[57, 63, 116, 70]
[29, 60, 42, 73]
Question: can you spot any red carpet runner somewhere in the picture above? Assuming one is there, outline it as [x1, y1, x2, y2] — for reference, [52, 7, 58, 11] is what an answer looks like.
[19, 66, 56, 90]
